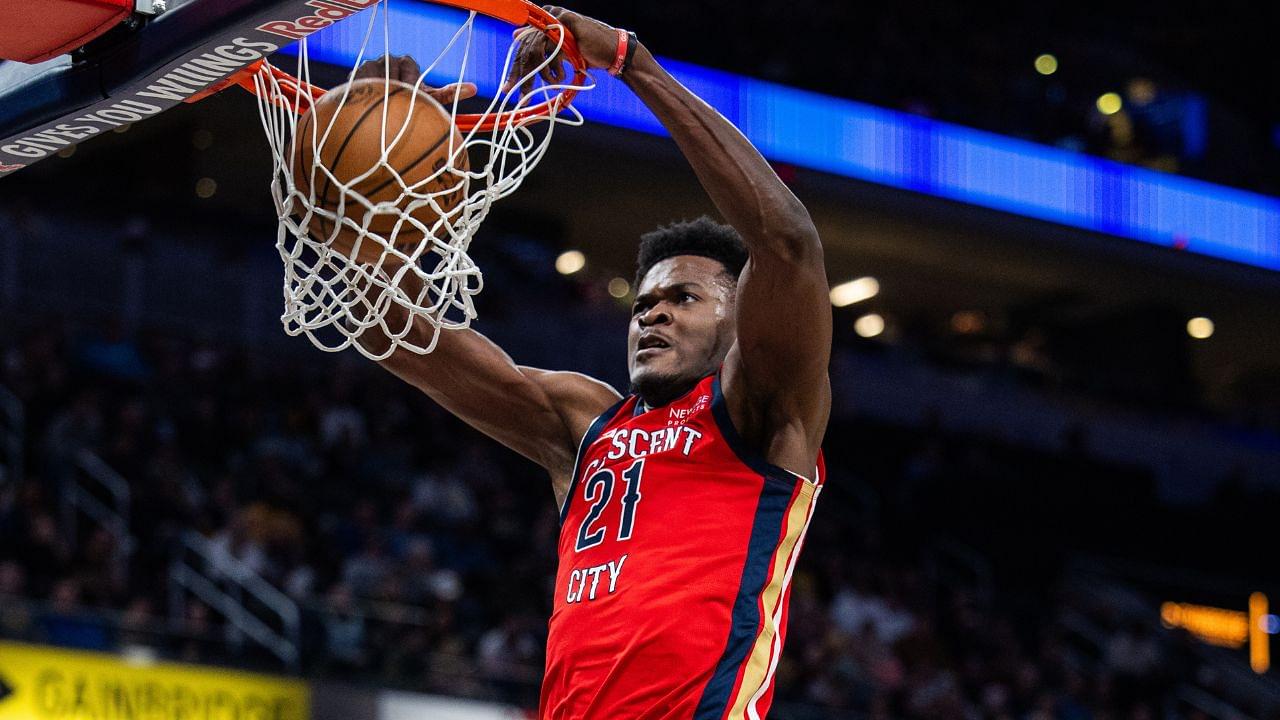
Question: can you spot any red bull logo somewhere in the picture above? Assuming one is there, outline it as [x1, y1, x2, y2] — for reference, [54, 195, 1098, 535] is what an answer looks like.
[257, 0, 381, 40]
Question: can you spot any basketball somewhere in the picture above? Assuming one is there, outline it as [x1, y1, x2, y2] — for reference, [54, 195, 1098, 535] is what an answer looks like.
[290, 78, 470, 264]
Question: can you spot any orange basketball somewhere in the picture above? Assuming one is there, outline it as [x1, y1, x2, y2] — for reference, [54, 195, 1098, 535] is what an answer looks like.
[290, 79, 469, 264]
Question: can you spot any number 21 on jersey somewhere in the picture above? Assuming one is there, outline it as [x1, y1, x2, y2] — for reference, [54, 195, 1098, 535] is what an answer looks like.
[575, 459, 644, 552]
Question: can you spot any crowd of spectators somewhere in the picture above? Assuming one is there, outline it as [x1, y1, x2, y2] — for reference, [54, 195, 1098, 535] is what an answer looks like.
[0, 313, 1268, 719]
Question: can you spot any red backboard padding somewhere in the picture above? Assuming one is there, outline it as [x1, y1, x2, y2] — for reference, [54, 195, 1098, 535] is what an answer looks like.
[0, 0, 133, 64]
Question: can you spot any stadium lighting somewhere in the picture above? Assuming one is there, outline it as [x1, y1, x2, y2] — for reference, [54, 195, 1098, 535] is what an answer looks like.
[1251, 593, 1270, 674]
[1034, 54, 1058, 75]
[951, 310, 986, 335]
[608, 277, 631, 298]
[555, 251, 586, 275]
[1187, 317, 1215, 340]
[1096, 92, 1124, 115]
[195, 177, 217, 199]
[1162, 593, 1269, 674]
[854, 314, 885, 338]
[830, 277, 880, 307]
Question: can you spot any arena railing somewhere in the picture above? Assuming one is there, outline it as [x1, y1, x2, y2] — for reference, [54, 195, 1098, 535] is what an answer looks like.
[169, 531, 301, 672]
[0, 591, 268, 665]
[62, 450, 136, 578]
[1177, 686, 1254, 720]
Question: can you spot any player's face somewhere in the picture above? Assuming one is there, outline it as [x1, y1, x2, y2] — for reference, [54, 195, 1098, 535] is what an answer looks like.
[628, 255, 737, 406]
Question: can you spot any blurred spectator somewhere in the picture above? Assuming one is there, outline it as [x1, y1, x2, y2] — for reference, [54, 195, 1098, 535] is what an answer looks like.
[40, 579, 109, 650]
[1106, 621, 1160, 678]
[322, 583, 368, 673]
[208, 512, 269, 580]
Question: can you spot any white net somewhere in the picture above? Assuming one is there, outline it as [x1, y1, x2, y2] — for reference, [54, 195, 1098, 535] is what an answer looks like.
[250, 1, 591, 360]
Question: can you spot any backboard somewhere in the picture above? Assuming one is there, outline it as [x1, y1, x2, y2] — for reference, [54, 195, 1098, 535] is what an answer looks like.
[0, 0, 384, 178]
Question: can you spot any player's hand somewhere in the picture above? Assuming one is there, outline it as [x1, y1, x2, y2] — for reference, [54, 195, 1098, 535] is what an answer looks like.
[352, 54, 478, 105]
[501, 6, 630, 94]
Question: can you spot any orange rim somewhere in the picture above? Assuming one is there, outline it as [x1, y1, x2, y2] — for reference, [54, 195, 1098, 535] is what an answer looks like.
[229, 0, 587, 132]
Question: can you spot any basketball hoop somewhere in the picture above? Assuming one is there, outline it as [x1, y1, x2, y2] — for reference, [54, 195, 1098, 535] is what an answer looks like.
[242, 0, 591, 360]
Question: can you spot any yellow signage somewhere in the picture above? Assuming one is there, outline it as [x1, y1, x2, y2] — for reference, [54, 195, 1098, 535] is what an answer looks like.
[1250, 593, 1270, 674]
[1160, 601, 1248, 648]
[0, 641, 309, 720]
[1160, 593, 1270, 674]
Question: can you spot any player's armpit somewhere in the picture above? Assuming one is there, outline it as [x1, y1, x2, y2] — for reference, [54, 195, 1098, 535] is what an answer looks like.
[519, 366, 625, 502]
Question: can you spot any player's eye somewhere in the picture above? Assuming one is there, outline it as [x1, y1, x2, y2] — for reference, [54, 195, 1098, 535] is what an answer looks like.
[678, 292, 697, 303]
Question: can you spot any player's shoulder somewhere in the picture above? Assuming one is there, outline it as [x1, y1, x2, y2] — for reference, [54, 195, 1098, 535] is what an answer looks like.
[521, 368, 621, 404]
[520, 367, 624, 435]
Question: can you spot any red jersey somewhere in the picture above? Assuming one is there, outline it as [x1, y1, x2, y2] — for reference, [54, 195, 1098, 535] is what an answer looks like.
[540, 373, 825, 720]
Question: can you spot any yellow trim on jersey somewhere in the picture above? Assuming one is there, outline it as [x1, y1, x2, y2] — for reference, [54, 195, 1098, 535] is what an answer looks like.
[725, 480, 820, 719]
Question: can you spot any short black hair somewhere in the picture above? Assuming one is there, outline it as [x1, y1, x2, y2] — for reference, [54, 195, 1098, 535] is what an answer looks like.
[634, 216, 748, 288]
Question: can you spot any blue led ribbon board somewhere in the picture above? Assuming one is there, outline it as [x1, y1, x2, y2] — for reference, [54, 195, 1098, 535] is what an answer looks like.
[283, 0, 1280, 272]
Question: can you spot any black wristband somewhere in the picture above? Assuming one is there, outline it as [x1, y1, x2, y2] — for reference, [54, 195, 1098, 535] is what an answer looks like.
[620, 31, 640, 75]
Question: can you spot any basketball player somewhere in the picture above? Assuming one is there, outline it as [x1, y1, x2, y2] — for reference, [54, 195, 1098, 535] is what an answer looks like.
[364, 7, 831, 718]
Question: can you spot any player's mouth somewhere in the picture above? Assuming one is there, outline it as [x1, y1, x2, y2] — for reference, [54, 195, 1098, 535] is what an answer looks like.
[636, 334, 672, 358]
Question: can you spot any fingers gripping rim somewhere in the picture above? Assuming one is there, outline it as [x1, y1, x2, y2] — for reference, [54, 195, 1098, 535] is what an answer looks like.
[232, 0, 587, 131]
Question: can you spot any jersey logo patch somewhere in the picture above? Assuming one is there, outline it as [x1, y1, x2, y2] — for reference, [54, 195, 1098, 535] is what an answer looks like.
[667, 393, 710, 426]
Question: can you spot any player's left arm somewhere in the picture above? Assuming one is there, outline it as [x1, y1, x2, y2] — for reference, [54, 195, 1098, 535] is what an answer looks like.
[633, 53, 834, 475]
[509, 9, 832, 474]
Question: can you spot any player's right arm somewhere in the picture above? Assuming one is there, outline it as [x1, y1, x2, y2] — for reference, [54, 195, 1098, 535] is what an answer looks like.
[370, 319, 622, 504]
[345, 56, 622, 502]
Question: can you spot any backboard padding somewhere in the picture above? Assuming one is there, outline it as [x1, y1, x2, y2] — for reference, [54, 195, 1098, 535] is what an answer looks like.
[0, 0, 132, 64]
[0, 0, 382, 178]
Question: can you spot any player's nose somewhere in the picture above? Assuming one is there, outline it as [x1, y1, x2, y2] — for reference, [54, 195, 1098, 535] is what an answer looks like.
[638, 303, 671, 327]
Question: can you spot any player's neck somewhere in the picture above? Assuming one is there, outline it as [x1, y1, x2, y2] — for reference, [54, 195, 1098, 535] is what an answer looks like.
[635, 375, 704, 411]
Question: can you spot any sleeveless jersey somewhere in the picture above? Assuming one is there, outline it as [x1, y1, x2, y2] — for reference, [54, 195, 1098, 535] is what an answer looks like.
[540, 372, 826, 720]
